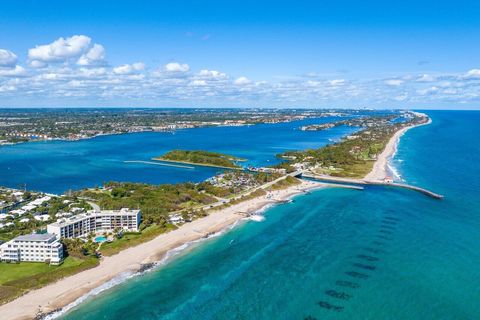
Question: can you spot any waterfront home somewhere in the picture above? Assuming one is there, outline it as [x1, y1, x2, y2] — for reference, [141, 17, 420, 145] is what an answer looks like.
[21, 204, 37, 212]
[0, 233, 64, 265]
[169, 214, 184, 224]
[0, 214, 13, 221]
[47, 208, 141, 239]
[10, 209, 26, 216]
[34, 214, 51, 222]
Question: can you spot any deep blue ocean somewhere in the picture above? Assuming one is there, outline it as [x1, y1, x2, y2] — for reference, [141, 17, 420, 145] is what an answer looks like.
[4, 110, 480, 319]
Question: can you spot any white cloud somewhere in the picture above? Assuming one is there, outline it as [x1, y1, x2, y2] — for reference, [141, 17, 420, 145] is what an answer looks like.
[464, 69, 480, 79]
[416, 74, 436, 82]
[305, 80, 321, 87]
[165, 62, 189, 72]
[77, 44, 106, 66]
[0, 85, 16, 92]
[0, 65, 27, 77]
[78, 67, 107, 78]
[2, 37, 480, 108]
[28, 35, 92, 64]
[190, 80, 207, 86]
[0, 49, 18, 68]
[393, 93, 408, 101]
[29, 60, 47, 68]
[234, 76, 251, 85]
[417, 86, 439, 96]
[197, 69, 226, 79]
[329, 79, 345, 86]
[113, 62, 145, 75]
[385, 79, 404, 86]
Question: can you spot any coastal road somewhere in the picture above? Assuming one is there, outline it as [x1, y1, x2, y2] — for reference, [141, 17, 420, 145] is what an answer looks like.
[171, 171, 304, 216]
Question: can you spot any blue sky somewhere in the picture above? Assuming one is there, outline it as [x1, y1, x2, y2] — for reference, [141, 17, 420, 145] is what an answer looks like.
[0, 0, 479, 108]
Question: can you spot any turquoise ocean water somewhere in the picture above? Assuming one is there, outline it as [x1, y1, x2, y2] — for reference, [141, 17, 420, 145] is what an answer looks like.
[55, 110, 480, 320]
[3, 110, 479, 319]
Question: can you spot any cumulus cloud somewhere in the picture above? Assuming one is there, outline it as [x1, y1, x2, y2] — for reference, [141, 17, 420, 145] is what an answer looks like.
[190, 79, 207, 86]
[0, 49, 18, 68]
[29, 60, 47, 68]
[385, 79, 404, 86]
[416, 74, 436, 82]
[329, 79, 345, 86]
[197, 69, 226, 79]
[0, 65, 27, 77]
[2, 35, 480, 107]
[78, 67, 107, 78]
[234, 76, 251, 85]
[113, 62, 145, 75]
[28, 35, 92, 64]
[464, 69, 480, 79]
[165, 62, 189, 72]
[417, 86, 439, 96]
[77, 44, 106, 66]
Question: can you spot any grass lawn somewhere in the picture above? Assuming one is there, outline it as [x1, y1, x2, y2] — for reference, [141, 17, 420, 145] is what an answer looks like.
[332, 161, 375, 178]
[268, 176, 302, 191]
[99, 224, 176, 256]
[0, 256, 83, 285]
[0, 256, 98, 305]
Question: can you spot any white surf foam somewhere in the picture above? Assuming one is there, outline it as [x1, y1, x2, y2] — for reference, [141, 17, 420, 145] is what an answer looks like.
[43, 270, 137, 320]
[42, 195, 304, 319]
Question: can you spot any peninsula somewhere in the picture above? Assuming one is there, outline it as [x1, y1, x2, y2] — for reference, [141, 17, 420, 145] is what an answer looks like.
[277, 111, 430, 179]
[153, 150, 245, 169]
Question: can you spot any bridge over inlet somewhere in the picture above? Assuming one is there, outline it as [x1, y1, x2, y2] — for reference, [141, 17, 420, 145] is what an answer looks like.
[301, 173, 444, 200]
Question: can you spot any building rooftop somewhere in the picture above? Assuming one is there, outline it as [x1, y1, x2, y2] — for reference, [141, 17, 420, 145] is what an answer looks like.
[15, 233, 57, 242]
[49, 208, 140, 228]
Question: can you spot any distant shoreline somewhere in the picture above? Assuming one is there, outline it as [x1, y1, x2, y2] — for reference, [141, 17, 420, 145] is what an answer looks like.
[364, 114, 432, 182]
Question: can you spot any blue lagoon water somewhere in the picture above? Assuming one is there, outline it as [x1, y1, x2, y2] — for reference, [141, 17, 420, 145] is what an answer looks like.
[0, 117, 356, 194]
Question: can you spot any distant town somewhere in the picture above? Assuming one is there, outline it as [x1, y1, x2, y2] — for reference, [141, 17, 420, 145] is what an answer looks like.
[0, 108, 348, 145]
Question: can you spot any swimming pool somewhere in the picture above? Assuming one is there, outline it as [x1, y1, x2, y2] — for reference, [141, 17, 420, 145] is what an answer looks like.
[94, 236, 107, 243]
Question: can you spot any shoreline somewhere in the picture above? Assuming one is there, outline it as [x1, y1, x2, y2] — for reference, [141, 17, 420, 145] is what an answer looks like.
[0, 180, 323, 320]
[363, 115, 431, 182]
[151, 158, 243, 170]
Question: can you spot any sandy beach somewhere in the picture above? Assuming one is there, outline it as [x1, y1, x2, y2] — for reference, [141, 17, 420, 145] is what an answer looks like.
[0, 180, 322, 320]
[364, 116, 431, 182]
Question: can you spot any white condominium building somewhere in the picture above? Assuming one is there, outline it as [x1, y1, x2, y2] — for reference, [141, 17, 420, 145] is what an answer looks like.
[0, 233, 63, 265]
[47, 208, 141, 239]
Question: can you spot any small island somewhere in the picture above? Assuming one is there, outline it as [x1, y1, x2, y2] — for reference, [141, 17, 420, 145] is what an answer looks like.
[153, 150, 246, 169]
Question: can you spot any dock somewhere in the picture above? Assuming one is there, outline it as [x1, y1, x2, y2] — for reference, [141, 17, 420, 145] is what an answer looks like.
[124, 160, 195, 169]
[301, 173, 443, 200]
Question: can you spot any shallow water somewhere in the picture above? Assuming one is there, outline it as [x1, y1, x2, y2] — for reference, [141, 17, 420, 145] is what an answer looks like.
[59, 110, 480, 319]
